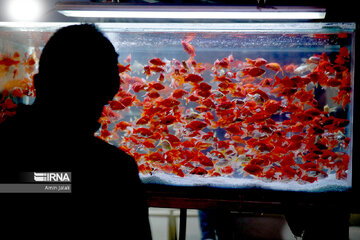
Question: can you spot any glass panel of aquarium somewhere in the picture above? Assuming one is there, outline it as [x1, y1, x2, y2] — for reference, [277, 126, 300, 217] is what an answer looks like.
[0, 22, 355, 192]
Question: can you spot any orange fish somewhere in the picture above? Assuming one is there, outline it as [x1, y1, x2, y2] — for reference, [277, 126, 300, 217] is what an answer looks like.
[265, 62, 283, 73]
[246, 58, 267, 67]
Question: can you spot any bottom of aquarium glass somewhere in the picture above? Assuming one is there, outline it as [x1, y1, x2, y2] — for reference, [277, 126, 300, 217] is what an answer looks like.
[140, 173, 350, 192]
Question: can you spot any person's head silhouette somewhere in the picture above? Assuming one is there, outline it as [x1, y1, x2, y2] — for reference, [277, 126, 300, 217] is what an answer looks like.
[34, 24, 120, 134]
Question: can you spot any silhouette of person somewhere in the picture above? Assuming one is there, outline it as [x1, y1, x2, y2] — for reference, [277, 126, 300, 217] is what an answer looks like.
[0, 24, 152, 239]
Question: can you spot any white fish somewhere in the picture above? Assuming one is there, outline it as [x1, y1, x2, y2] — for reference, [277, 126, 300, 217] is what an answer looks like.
[294, 63, 317, 75]
[131, 60, 144, 74]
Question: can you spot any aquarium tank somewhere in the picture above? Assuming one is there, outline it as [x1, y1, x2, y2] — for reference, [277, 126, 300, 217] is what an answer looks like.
[0, 22, 355, 192]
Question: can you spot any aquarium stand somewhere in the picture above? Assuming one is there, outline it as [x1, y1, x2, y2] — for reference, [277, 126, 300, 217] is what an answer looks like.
[179, 208, 187, 240]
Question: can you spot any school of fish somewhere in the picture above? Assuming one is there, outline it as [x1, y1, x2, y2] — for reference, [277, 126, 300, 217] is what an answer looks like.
[0, 33, 352, 184]
[0, 51, 36, 123]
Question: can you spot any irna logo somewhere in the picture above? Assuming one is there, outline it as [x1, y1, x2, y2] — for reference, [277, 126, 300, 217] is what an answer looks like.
[34, 172, 71, 182]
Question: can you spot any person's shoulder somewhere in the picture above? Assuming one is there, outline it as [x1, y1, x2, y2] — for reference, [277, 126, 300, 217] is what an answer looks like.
[90, 137, 137, 165]
[0, 105, 34, 141]
[91, 137, 126, 155]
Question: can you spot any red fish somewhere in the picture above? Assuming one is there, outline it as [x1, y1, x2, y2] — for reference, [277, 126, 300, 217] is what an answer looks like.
[132, 82, 148, 93]
[172, 89, 189, 98]
[244, 164, 263, 176]
[118, 63, 131, 73]
[190, 167, 207, 175]
[160, 115, 178, 125]
[241, 67, 265, 77]
[263, 100, 282, 114]
[158, 98, 181, 108]
[150, 58, 166, 66]
[186, 120, 207, 131]
[136, 116, 150, 125]
[116, 121, 132, 130]
[215, 57, 230, 69]
[146, 152, 164, 163]
[185, 74, 203, 83]
[195, 82, 212, 92]
[225, 123, 243, 135]
[148, 81, 165, 91]
[134, 128, 153, 137]
[249, 89, 269, 101]
[144, 65, 165, 77]
[147, 91, 160, 99]
[221, 166, 234, 174]
[0, 57, 20, 67]
[283, 64, 297, 73]
[165, 134, 181, 147]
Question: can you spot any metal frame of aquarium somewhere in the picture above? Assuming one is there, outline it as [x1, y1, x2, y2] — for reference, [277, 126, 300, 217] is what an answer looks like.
[0, 22, 358, 213]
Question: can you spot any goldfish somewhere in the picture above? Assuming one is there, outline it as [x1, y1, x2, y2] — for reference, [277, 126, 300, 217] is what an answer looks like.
[183, 33, 196, 42]
[160, 115, 178, 125]
[150, 58, 166, 66]
[283, 64, 297, 73]
[147, 91, 160, 99]
[241, 67, 265, 77]
[158, 98, 181, 108]
[118, 63, 131, 73]
[0, 57, 20, 67]
[265, 62, 283, 74]
[148, 81, 165, 91]
[136, 116, 150, 125]
[181, 40, 196, 57]
[186, 120, 207, 131]
[116, 121, 132, 131]
[144, 65, 164, 77]
[214, 57, 230, 69]
[190, 167, 207, 175]
[246, 58, 267, 67]
[244, 164, 263, 177]
[132, 82, 148, 93]
[172, 89, 189, 98]
[184, 74, 203, 83]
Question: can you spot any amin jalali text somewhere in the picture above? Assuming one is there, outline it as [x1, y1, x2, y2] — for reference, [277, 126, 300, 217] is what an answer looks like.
[44, 185, 71, 192]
